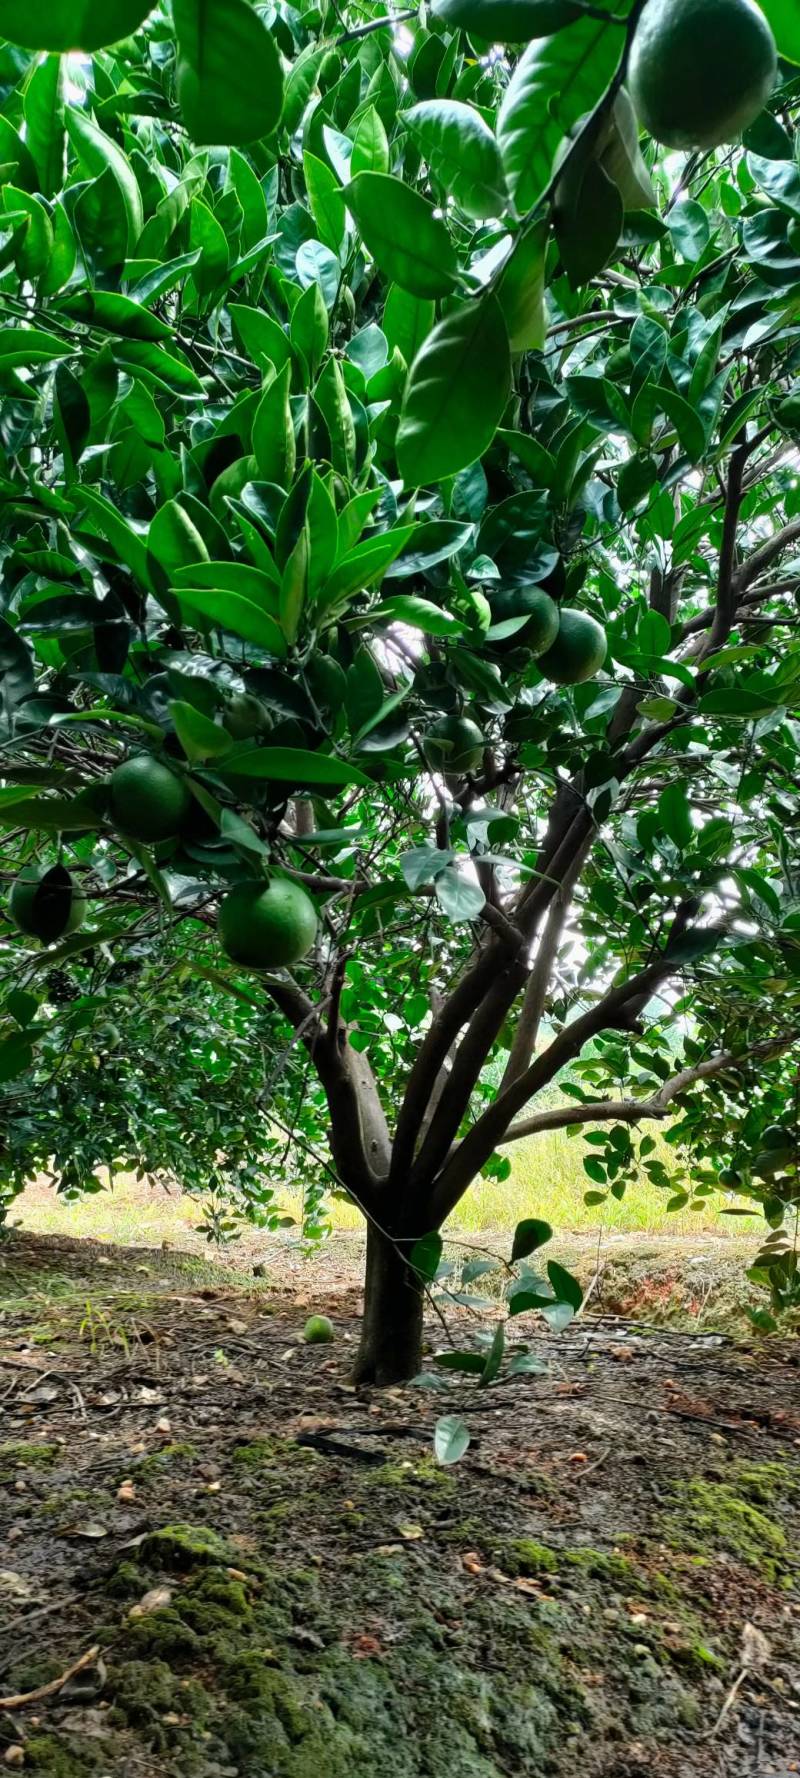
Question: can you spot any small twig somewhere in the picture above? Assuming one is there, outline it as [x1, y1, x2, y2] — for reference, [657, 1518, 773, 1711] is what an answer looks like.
[0, 1644, 100, 1709]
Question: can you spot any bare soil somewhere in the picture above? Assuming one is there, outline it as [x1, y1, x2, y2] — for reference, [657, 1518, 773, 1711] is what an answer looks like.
[1, 1229, 799, 1778]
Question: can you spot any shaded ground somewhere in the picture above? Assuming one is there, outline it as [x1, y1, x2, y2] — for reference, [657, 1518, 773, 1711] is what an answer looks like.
[1, 1230, 799, 1778]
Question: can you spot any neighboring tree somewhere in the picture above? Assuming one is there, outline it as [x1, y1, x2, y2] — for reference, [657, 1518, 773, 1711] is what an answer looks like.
[1, 0, 800, 1378]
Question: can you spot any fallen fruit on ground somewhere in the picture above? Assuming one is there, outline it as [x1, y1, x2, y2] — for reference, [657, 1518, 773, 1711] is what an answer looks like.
[424, 714, 485, 774]
[538, 609, 608, 686]
[628, 0, 777, 149]
[109, 756, 192, 843]
[303, 1314, 335, 1343]
[9, 863, 86, 943]
[218, 878, 318, 969]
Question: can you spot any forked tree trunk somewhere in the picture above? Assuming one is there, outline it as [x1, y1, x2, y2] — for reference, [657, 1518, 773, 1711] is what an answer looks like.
[352, 1221, 425, 1385]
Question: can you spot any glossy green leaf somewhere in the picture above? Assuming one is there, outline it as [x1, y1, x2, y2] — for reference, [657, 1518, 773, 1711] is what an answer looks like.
[397, 293, 511, 485]
[404, 100, 508, 220]
[173, 0, 283, 145]
[170, 700, 232, 761]
[66, 106, 143, 249]
[0, 0, 153, 48]
[23, 54, 64, 198]
[304, 151, 347, 257]
[759, 0, 800, 62]
[345, 173, 458, 297]
[351, 105, 390, 176]
[432, 0, 585, 42]
[433, 1414, 470, 1465]
[220, 748, 371, 787]
[497, 12, 626, 213]
[177, 586, 287, 655]
[253, 366, 296, 488]
[511, 1218, 553, 1260]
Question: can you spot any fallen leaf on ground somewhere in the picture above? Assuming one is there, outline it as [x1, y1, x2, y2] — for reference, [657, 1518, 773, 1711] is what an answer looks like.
[128, 1586, 172, 1619]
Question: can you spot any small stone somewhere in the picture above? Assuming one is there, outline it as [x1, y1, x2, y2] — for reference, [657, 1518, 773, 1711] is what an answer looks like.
[116, 1480, 136, 1504]
[4, 1748, 24, 1767]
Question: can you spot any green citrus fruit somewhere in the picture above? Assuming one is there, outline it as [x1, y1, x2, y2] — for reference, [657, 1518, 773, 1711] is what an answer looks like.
[424, 715, 485, 774]
[538, 609, 608, 686]
[776, 394, 800, 432]
[762, 1123, 792, 1150]
[218, 879, 318, 969]
[110, 756, 191, 842]
[303, 1315, 335, 1344]
[718, 1166, 742, 1188]
[431, 0, 583, 44]
[222, 691, 271, 740]
[9, 863, 86, 943]
[490, 587, 560, 655]
[628, 0, 777, 150]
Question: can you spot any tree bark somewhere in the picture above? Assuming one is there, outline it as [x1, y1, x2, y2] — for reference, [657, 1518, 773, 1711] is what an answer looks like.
[351, 1222, 425, 1385]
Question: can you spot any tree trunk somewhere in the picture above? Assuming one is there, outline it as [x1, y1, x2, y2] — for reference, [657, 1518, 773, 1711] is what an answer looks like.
[351, 1222, 425, 1385]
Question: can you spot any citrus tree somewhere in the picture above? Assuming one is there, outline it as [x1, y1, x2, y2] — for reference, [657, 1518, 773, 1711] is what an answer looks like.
[1, 0, 800, 1379]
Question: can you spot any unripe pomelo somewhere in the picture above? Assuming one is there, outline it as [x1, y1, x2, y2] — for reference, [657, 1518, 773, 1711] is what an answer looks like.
[303, 1315, 334, 1344]
[9, 863, 86, 943]
[424, 714, 485, 774]
[762, 1123, 792, 1150]
[490, 587, 560, 655]
[218, 878, 318, 969]
[110, 756, 191, 842]
[538, 609, 607, 686]
[628, 0, 777, 150]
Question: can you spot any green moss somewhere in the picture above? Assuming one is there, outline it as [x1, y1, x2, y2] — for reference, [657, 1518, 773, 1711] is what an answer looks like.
[562, 1547, 635, 1584]
[130, 1442, 197, 1481]
[370, 1455, 454, 1493]
[506, 1540, 560, 1576]
[233, 1436, 317, 1470]
[667, 1476, 791, 1580]
[0, 1440, 58, 1479]
[23, 1737, 100, 1777]
[139, 1522, 235, 1569]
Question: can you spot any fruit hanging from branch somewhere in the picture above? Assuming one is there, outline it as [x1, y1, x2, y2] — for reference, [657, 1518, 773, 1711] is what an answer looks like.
[9, 864, 86, 944]
[217, 879, 318, 971]
[109, 757, 192, 844]
[627, 0, 778, 149]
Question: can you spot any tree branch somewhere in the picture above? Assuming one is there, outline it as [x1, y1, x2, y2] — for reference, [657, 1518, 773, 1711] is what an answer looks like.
[427, 954, 684, 1224]
[702, 434, 750, 658]
[498, 1031, 800, 1143]
[264, 976, 390, 1199]
[732, 517, 800, 598]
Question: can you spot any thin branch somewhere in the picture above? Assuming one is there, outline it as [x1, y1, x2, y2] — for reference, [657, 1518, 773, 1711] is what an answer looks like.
[703, 433, 750, 658]
[732, 517, 800, 597]
[498, 1032, 800, 1144]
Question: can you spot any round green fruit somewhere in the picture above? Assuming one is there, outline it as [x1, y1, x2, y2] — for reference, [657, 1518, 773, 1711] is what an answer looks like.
[218, 878, 318, 970]
[110, 756, 191, 843]
[424, 715, 485, 775]
[538, 609, 608, 686]
[303, 1315, 334, 1344]
[431, 0, 583, 43]
[9, 863, 86, 944]
[490, 587, 560, 655]
[718, 1167, 742, 1188]
[776, 394, 800, 433]
[222, 691, 271, 741]
[762, 1123, 792, 1150]
[628, 0, 777, 150]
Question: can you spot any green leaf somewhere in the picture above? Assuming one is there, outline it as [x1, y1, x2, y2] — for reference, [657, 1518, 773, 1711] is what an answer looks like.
[432, 0, 586, 41]
[3, 186, 53, 279]
[351, 105, 390, 176]
[314, 358, 357, 479]
[432, 1350, 486, 1374]
[547, 1260, 583, 1312]
[170, 700, 232, 761]
[57, 290, 173, 341]
[177, 587, 287, 656]
[404, 100, 508, 220]
[397, 294, 511, 485]
[410, 1231, 443, 1282]
[189, 196, 229, 295]
[229, 303, 291, 373]
[0, 0, 152, 48]
[24, 54, 65, 199]
[173, 0, 283, 146]
[323, 528, 416, 607]
[345, 173, 458, 298]
[253, 366, 296, 488]
[433, 1414, 470, 1466]
[511, 1218, 553, 1261]
[497, 12, 626, 214]
[435, 866, 485, 921]
[66, 106, 142, 249]
[383, 286, 434, 366]
[555, 156, 623, 288]
[220, 747, 371, 788]
[0, 326, 69, 368]
[371, 595, 465, 637]
[303, 151, 347, 257]
[497, 223, 547, 351]
[658, 782, 693, 850]
[478, 1320, 505, 1387]
[656, 385, 707, 463]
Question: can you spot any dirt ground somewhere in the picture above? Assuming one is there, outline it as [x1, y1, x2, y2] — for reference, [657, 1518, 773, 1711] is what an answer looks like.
[1, 1229, 799, 1778]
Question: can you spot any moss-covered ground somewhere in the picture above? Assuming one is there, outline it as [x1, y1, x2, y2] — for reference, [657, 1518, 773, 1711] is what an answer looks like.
[1, 1230, 798, 1778]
